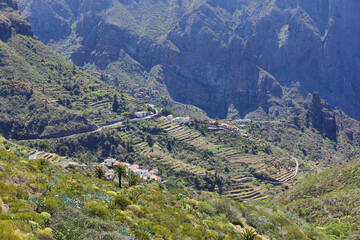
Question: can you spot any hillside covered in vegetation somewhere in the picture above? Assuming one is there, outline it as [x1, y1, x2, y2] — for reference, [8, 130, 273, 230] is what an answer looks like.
[0, 136, 329, 240]
[280, 159, 360, 239]
[0, 0, 150, 140]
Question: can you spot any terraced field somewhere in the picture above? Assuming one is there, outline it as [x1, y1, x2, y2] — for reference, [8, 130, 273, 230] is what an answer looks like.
[113, 126, 213, 178]
[156, 119, 298, 201]
[159, 121, 211, 149]
[28, 150, 66, 163]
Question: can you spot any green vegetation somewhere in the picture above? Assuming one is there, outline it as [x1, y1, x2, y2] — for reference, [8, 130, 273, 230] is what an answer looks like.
[0, 4, 142, 140]
[280, 160, 360, 239]
[95, 166, 106, 179]
[114, 165, 127, 188]
[0, 137, 324, 239]
[160, 108, 173, 116]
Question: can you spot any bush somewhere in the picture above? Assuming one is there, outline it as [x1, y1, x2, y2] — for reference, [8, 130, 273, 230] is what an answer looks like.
[0, 224, 27, 240]
[42, 198, 59, 214]
[112, 195, 131, 210]
[83, 200, 109, 220]
[160, 108, 173, 116]
[34, 228, 53, 240]
[132, 230, 150, 240]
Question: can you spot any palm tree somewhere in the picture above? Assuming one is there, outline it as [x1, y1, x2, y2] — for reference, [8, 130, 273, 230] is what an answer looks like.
[128, 172, 143, 187]
[94, 166, 106, 179]
[239, 228, 257, 240]
[114, 165, 127, 188]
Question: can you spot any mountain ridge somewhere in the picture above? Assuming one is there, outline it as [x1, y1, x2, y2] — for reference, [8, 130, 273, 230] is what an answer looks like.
[17, 0, 360, 119]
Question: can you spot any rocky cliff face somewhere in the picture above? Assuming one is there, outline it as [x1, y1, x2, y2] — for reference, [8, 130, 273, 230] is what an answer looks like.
[305, 92, 337, 141]
[17, 0, 360, 119]
[0, 0, 33, 41]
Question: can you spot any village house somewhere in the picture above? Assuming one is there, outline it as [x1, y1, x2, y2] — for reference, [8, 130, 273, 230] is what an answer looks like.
[166, 114, 174, 121]
[234, 119, 252, 123]
[174, 117, 190, 123]
[104, 157, 117, 168]
[149, 169, 160, 176]
[149, 175, 162, 183]
[101, 158, 162, 182]
[135, 111, 147, 118]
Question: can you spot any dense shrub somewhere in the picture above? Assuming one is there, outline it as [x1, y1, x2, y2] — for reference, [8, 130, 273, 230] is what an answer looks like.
[112, 195, 131, 210]
[42, 198, 60, 214]
[83, 200, 109, 220]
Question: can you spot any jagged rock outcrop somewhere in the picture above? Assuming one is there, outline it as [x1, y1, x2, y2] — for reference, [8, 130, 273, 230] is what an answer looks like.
[0, 0, 33, 42]
[17, 0, 360, 119]
[305, 92, 337, 141]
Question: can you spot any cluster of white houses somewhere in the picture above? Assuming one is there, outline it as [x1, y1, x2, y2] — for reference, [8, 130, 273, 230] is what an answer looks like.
[100, 157, 162, 183]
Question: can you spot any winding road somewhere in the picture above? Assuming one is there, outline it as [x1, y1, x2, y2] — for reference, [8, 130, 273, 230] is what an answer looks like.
[20, 113, 158, 141]
[263, 156, 299, 184]
[235, 157, 299, 184]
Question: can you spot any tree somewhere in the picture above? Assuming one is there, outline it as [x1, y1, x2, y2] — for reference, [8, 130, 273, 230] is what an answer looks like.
[160, 108, 173, 116]
[112, 94, 119, 113]
[94, 166, 106, 179]
[146, 134, 154, 147]
[114, 165, 127, 188]
[59, 146, 69, 156]
[128, 172, 143, 187]
[239, 228, 257, 240]
[72, 63, 76, 74]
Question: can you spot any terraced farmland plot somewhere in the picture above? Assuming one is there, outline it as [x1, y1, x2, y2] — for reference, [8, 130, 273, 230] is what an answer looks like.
[269, 167, 296, 182]
[159, 121, 212, 149]
[139, 147, 210, 176]
[224, 177, 266, 202]
[118, 130, 143, 145]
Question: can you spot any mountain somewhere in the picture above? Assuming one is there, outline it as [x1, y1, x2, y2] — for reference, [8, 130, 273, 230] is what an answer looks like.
[17, 0, 360, 119]
[0, 0, 146, 140]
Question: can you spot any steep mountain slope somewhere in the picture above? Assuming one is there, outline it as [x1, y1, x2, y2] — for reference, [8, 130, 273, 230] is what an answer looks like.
[280, 159, 360, 239]
[0, 0, 143, 140]
[18, 0, 360, 119]
[251, 93, 360, 172]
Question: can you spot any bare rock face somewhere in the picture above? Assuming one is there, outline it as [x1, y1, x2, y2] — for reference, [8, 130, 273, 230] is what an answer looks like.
[305, 92, 337, 141]
[17, 0, 360, 119]
[0, 0, 34, 42]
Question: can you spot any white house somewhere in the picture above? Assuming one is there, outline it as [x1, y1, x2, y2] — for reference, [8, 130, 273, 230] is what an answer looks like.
[174, 117, 190, 123]
[167, 115, 174, 121]
[104, 158, 116, 168]
[135, 111, 147, 118]
[235, 119, 252, 123]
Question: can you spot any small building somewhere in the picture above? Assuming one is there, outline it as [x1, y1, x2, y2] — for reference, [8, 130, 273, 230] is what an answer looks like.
[135, 111, 147, 118]
[167, 115, 174, 121]
[68, 162, 79, 167]
[104, 158, 117, 168]
[235, 119, 252, 123]
[149, 169, 160, 176]
[149, 175, 162, 183]
[114, 161, 125, 167]
[29, 151, 44, 160]
[141, 169, 149, 178]
[128, 165, 140, 173]
[174, 117, 190, 123]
